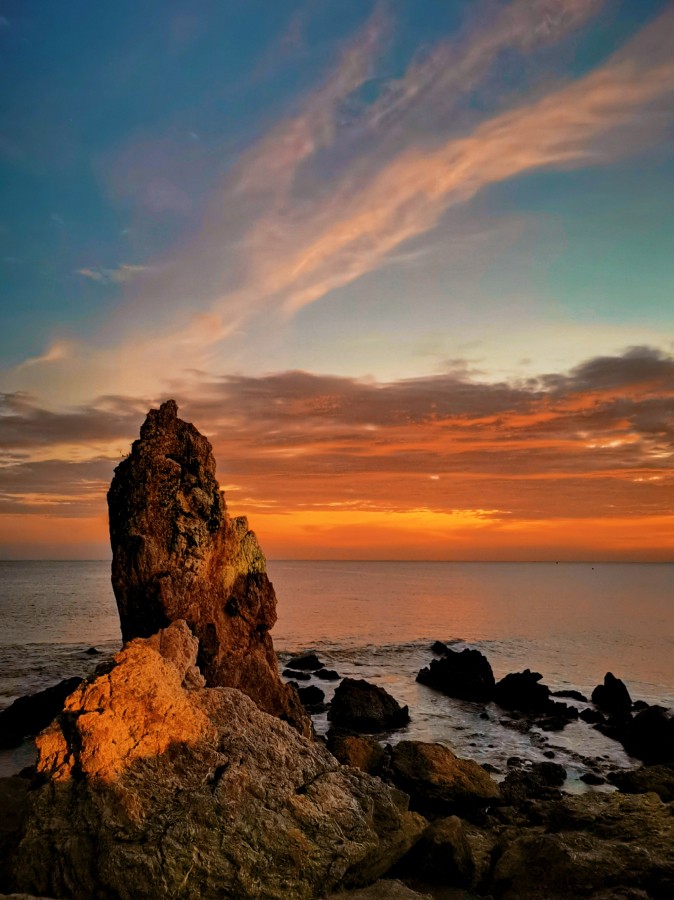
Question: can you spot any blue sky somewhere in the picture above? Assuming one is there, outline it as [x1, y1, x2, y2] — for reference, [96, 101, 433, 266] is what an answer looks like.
[1, 0, 673, 558]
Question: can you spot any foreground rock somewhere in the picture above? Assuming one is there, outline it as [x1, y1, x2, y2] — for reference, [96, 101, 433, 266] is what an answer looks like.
[491, 791, 674, 899]
[13, 621, 425, 900]
[387, 741, 501, 819]
[608, 765, 674, 802]
[107, 400, 309, 735]
[329, 679, 410, 733]
[324, 881, 433, 899]
[0, 678, 82, 749]
[417, 648, 495, 703]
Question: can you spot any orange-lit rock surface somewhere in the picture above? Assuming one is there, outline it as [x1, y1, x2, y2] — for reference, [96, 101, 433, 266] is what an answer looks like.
[107, 399, 309, 736]
[15, 621, 425, 899]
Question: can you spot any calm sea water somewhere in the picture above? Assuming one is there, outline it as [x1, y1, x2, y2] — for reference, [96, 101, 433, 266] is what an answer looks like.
[1, 560, 672, 786]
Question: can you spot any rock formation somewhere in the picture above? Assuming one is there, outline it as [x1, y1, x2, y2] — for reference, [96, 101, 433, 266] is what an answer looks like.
[0, 677, 82, 749]
[107, 399, 310, 735]
[592, 672, 632, 718]
[14, 621, 425, 899]
[328, 678, 410, 733]
[386, 741, 502, 820]
[417, 648, 495, 702]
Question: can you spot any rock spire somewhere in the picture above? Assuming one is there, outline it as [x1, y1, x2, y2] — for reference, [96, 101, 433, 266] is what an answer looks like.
[107, 399, 310, 735]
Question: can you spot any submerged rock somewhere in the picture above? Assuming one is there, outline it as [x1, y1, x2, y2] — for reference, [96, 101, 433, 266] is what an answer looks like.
[107, 400, 309, 736]
[14, 621, 425, 900]
[387, 741, 501, 819]
[328, 679, 410, 734]
[0, 678, 82, 749]
[417, 648, 495, 703]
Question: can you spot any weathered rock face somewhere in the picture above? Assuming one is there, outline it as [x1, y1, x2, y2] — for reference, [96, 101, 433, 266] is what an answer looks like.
[387, 741, 502, 820]
[107, 400, 310, 735]
[491, 792, 674, 899]
[14, 621, 425, 900]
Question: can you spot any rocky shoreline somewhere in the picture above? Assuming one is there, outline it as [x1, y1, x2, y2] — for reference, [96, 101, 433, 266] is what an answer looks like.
[1, 402, 672, 899]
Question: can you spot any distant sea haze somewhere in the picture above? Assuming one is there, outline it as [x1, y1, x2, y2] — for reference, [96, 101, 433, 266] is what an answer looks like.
[1, 560, 672, 785]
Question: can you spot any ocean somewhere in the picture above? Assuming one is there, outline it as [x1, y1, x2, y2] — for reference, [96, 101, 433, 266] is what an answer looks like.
[1, 560, 673, 787]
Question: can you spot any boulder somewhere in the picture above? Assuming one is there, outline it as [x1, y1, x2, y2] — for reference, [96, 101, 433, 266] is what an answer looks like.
[0, 678, 82, 749]
[107, 400, 310, 736]
[592, 673, 632, 718]
[618, 705, 674, 765]
[283, 668, 311, 680]
[494, 670, 577, 730]
[394, 816, 473, 887]
[493, 669, 550, 713]
[608, 765, 674, 802]
[296, 685, 326, 708]
[329, 679, 410, 734]
[501, 762, 567, 805]
[387, 741, 501, 819]
[490, 792, 674, 899]
[286, 653, 324, 671]
[14, 621, 425, 900]
[315, 668, 340, 681]
[327, 733, 385, 775]
[416, 648, 495, 703]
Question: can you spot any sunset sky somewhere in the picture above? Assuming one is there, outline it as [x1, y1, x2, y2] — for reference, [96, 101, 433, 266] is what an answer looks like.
[1, 0, 673, 560]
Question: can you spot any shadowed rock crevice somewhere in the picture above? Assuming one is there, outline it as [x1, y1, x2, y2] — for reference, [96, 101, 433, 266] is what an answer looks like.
[107, 400, 310, 736]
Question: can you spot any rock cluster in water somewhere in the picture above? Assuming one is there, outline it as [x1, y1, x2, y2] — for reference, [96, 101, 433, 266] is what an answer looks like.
[107, 399, 310, 736]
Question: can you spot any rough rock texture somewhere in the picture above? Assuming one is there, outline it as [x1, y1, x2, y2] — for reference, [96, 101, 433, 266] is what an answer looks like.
[327, 734, 386, 774]
[323, 881, 433, 899]
[417, 648, 495, 703]
[0, 778, 30, 892]
[500, 762, 567, 805]
[14, 621, 425, 900]
[328, 679, 410, 734]
[608, 765, 674, 802]
[107, 400, 310, 735]
[0, 678, 82, 749]
[387, 741, 501, 819]
[491, 792, 674, 899]
[592, 672, 632, 718]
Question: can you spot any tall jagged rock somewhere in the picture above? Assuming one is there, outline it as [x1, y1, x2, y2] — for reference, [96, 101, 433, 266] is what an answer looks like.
[107, 399, 310, 735]
[14, 621, 425, 899]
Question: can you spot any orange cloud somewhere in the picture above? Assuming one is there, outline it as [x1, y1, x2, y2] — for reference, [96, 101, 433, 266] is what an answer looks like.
[1, 348, 672, 560]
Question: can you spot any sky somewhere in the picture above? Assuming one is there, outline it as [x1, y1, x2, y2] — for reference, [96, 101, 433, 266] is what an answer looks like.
[0, 0, 673, 561]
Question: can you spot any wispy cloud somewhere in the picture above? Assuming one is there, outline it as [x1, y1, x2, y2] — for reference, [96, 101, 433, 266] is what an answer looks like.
[4, 2, 674, 404]
[76, 264, 151, 285]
